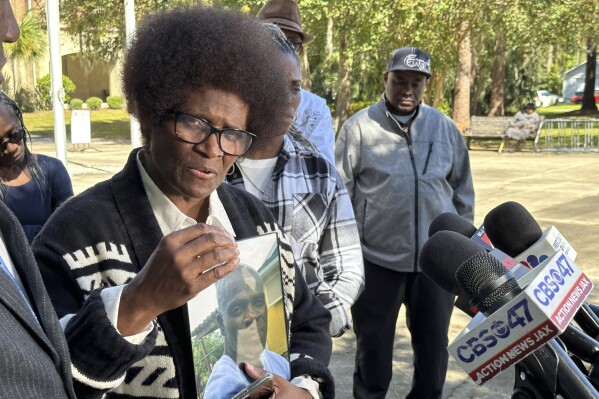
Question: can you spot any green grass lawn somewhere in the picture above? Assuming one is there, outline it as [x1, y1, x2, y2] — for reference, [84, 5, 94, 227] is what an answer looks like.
[22, 103, 595, 144]
[23, 109, 131, 141]
[536, 103, 582, 117]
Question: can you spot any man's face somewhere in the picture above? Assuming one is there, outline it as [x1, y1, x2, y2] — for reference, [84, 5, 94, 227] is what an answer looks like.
[0, 0, 20, 84]
[384, 70, 428, 115]
[144, 88, 249, 211]
[218, 267, 268, 363]
[281, 52, 302, 132]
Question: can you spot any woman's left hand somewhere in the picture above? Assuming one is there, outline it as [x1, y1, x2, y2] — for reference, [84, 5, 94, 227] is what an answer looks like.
[242, 363, 313, 399]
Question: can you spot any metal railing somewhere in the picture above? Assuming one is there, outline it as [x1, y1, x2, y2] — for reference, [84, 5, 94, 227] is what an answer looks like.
[535, 119, 599, 152]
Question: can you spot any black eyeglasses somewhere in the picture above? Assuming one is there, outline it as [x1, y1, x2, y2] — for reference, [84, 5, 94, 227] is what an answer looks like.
[289, 41, 303, 53]
[0, 128, 25, 153]
[166, 110, 256, 156]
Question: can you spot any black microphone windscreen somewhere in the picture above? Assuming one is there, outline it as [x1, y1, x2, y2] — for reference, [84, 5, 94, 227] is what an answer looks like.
[419, 231, 486, 295]
[483, 201, 543, 257]
[456, 252, 521, 314]
[428, 212, 477, 238]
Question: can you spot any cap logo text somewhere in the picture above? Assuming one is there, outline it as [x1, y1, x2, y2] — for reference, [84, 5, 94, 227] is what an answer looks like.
[404, 54, 430, 73]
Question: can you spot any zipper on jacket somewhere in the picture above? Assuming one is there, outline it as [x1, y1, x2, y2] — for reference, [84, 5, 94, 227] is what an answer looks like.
[422, 142, 433, 175]
[386, 110, 420, 272]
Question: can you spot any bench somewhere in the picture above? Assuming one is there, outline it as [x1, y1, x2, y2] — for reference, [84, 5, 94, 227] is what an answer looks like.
[462, 115, 542, 152]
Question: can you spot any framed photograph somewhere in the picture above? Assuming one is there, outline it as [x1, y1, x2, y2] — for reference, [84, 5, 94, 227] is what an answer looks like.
[188, 232, 288, 399]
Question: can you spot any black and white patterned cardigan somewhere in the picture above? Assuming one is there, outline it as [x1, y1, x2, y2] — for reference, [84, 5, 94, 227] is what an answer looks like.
[32, 148, 334, 399]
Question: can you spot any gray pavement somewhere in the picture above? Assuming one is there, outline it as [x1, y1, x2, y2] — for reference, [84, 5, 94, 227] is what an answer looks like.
[34, 141, 599, 399]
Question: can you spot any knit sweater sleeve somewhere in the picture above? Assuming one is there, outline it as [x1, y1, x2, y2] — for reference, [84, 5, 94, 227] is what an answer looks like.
[32, 192, 157, 399]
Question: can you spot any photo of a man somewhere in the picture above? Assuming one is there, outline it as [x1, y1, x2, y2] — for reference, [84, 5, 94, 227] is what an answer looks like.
[203, 265, 289, 399]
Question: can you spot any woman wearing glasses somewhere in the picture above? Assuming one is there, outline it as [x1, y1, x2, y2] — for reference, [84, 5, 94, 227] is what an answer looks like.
[0, 92, 72, 243]
[32, 6, 333, 399]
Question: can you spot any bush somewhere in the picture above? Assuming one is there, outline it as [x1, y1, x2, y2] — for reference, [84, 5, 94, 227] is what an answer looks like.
[15, 88, 35, 112]
[106, 96, 124, 110]
[86, 96, 103, 110]
[348, 101, 376, 117]
[70, 98, 83, 110]
[35, 74, 76, 111]
[435, 99, 452, 117]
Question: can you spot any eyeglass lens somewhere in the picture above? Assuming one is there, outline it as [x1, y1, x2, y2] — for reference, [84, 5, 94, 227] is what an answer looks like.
[0, 129, 25, 152]
[176, 112, 252, 156]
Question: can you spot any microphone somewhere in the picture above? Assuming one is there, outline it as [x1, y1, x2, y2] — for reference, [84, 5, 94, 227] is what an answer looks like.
[420, 232, 599, 398]
[428, 211, 493, 250]
[433, 211, 599, 386]
[428, 212, 477, 238]
[421, 228, 484, 317]
[483, 201, 576, 264]
[428, 213, 529, 278]
[484, 201, 599, 339]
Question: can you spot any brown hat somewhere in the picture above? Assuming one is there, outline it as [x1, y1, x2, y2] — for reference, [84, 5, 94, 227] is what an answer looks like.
[258, 0, 314, 44]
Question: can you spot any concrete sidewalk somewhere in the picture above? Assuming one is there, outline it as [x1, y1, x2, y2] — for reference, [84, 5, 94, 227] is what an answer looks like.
[35, 141, 599, 399]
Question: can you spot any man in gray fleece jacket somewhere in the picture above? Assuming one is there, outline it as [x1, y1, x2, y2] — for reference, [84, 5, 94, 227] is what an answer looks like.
[335, 47, 474, 399]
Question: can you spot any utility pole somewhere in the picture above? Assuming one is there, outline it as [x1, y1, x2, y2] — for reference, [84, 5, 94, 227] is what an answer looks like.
[124, 0, 142, 148]
[46, 0, 67, 166]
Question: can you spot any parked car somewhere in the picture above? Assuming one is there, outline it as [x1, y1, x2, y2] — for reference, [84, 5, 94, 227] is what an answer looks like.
[571, 89, 599, 104]
[535, 90, 560, 107]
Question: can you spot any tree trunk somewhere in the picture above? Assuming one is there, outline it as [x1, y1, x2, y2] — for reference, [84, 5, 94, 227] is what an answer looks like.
[582, 37, 598, 112]
[546, 45, 554, 75]
[470, 47, 478, 116]
[11, 59, 18, 98]
[32, 60, 38, 111]
[488, 35, 506, 116]
[334, 35, 351, 132]
[452, 21, 471, 132]
[432, 70, 446, 109]
[326, 17, 334, 62]
[301, 51, 312, 91]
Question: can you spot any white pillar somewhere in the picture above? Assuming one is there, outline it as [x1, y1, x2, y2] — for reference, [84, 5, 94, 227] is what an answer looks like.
[46, 0, 67, 165]
[124, 0, 142, 148]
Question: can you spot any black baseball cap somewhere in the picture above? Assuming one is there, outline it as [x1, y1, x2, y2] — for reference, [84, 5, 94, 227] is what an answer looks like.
[385, 47, 431, 78]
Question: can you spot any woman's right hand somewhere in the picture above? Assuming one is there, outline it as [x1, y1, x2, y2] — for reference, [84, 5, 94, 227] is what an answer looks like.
[117, 224, 239, 335]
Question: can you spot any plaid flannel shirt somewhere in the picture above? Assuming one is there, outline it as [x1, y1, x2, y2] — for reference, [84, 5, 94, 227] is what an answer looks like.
[228, 131, 364, 337]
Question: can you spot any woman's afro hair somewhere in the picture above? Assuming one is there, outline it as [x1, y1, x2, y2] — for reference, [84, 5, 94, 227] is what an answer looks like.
[122, 5, 290, 144]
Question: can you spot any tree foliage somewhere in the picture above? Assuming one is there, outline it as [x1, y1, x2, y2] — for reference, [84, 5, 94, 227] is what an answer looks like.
[59, 0, 175, 60]
[5, 12, 46, 61]
[57, 0, 599, 120]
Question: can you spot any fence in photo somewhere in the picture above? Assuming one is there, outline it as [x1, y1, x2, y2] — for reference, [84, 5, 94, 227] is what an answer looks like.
[535, 119, 599, 153]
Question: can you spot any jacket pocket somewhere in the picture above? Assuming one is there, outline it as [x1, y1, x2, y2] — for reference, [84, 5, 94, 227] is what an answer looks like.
[422, 142, 433, 175]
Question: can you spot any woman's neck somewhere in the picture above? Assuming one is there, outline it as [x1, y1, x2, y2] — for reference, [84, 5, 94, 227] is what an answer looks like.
[0, 164, 27, 186]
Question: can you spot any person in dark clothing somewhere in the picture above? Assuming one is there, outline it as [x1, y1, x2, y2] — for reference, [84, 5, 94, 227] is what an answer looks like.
[0, 3, 155, 399]
[33, 6, 333, 399]
[0, 92, 73, 243]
